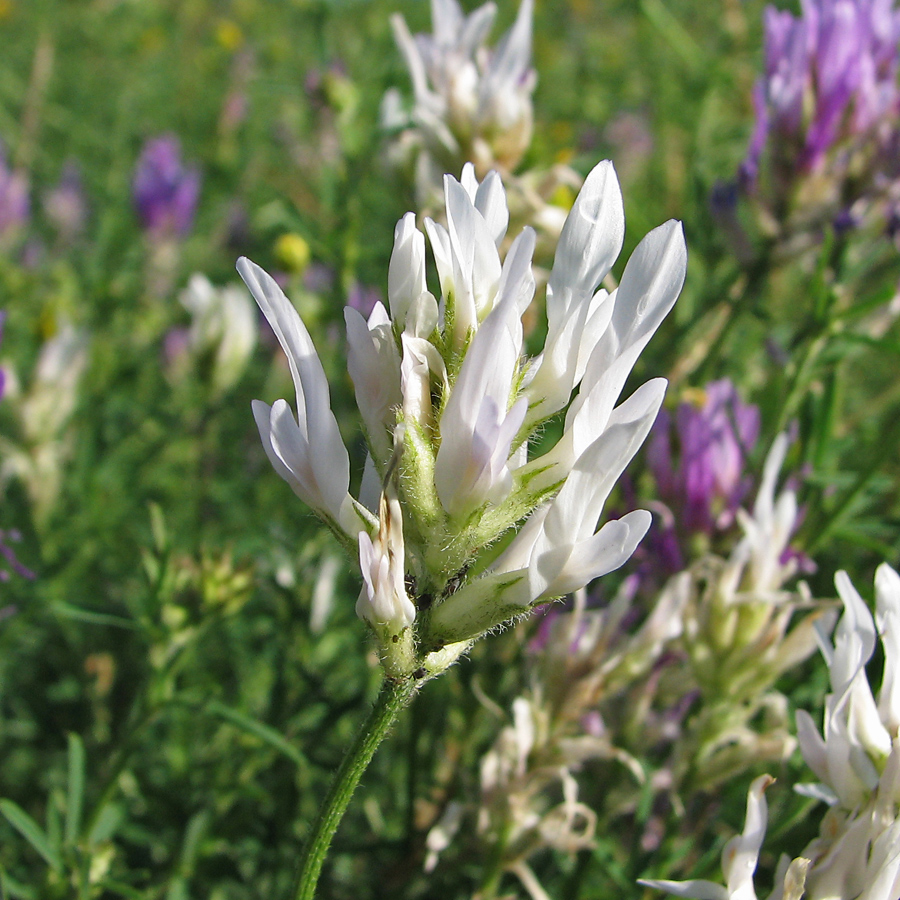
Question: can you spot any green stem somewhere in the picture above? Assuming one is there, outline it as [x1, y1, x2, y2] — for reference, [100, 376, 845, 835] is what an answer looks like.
[773, 327, 830, 435]
[292, 676, 421, 900]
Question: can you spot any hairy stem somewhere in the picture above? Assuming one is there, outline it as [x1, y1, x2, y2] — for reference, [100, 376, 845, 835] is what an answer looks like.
[292, 676, 421, 900]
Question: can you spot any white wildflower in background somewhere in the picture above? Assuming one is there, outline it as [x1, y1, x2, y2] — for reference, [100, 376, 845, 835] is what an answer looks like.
[792, 564, 900, 900]
[385, 0, 535, 186]
[475, 693, 598, 899]
[0, 323, 89, 525]
[177, 274, 258, 397]
[643, 564, 900, 900]
[239, 159, 686, 676]
[384, 0, 582, 254]
[668, 434, 825, 790]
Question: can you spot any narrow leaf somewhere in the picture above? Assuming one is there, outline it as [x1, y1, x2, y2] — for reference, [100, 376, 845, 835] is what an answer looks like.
[0, 799, 61, 872]
[66, 733, 85, 846]
[206, 701, 307, 769]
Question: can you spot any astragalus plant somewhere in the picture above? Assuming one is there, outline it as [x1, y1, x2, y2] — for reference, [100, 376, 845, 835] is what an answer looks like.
[237, 158, 686, 895]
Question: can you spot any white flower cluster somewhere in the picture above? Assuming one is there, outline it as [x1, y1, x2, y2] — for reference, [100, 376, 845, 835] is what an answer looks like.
[384, 0, 535, 184]
[670, 434, 823, 788]
[175, 274, 258, 397]
[793, 565, 900, 900]
[0, 324, 89, 525]
[643, 564, 900, 900]
[238, 160, 686, 676]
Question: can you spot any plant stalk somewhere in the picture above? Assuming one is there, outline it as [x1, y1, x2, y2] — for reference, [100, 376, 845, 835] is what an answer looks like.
[292, 676, 420, 900]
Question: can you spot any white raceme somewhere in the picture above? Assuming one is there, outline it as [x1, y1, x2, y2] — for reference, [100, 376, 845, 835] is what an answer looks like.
[239, 159, 686, 672]
[179, 273, 258, 395]
[386, 0, 535, 176]
[643, 565, 900, 900]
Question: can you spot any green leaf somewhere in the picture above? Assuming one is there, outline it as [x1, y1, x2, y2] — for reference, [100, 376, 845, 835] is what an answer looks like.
[206, 701, 308, 770]
[640, 0, 704, 72]
[0, 799, 62, 872]
[149, 501, 167, 552]
[52, 602, 136, 630]
[98, 879, 146, 900]
[66, 733, 86, 846]
[1, 867, 37, 900]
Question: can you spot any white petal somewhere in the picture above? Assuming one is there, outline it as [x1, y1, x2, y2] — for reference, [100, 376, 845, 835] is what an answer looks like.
[473, 169, 509, 247]
[391, 13, 433, 105]
[875, 563, 900, 731]
[570, 221, 685, 427]
[345, 305, 402, 463]
[252, 399, 301, 493]
[444, 174, 502, 325]
[795, 709, 829, 785]
[238, 257, 351, 517]
[483, 0, 533, 94]
[546, 160, 624, 320]
[388, 213, 427, 328]
[637, 879, 728, 900]
[535, 510, 651, 600]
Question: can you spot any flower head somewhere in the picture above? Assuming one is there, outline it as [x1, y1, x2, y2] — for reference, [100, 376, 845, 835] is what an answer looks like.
[239, 160, 685, 674]
[387, 0, 536, 178]
[738, 0, 900, 243]
[133, 135, 201, 238]
[796, 564, 900, 809]
[644, 562, 900, 900]
[176, 274, 258, 396]
[648, 379, 760, 536]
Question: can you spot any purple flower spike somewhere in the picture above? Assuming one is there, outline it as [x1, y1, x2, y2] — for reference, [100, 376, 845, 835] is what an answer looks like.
[0, 143, 29, 239]
[649, 379, 760, 535]
[741, 0, 900, 208]
[133, 135, 201, 238]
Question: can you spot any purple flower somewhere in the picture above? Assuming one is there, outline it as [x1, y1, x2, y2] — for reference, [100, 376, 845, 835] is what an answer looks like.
[132, 135, 201, 237]
[0, 143, 29, 240]
[743, 0, 900, 184]
[346, 282, 382, 319]
[648, 379, 760, 534]
[43, 161, 88, 241]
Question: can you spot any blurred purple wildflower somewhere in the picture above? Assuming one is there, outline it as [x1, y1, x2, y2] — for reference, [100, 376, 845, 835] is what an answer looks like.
[303, 262, 336, 295]
[346, 282, 382, 319]
[647, 379, 760, 535]
[0, 142, 29, 240]
[133, 135, 201, 237]
[43, 161, 88, 241]
[743, 0, 900, 185]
